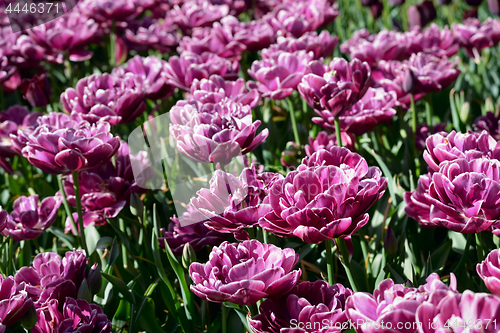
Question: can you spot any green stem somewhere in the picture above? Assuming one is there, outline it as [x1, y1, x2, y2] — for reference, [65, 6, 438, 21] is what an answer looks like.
[425, 95, 434, 130]
[262, 229, 268, 244]
[336, 238, 358, 292]
[8, 236, 13, 275]
[287, 98, 301, 147]
[64, 59, 73, 87]
[410, 93, 417, 138]
[221, 304, 228, 333]
[119, 218, 128, 269]
[248, 227, 255, 240]
[109, 25, 116, 68]
[334, 117, 343, 148]
[57, 175, 79, 239]
[335, 1, 346, 42]
[476, 232, 485, 263]
[72, 171, 89, 255]
[454, 233, 472, 273]
[325, 239, 334, 285]
[246, 304, 258, 317]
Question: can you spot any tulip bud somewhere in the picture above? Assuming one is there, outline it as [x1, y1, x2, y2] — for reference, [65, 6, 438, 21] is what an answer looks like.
[20, 303, 37, 330]
[360, 0, 378, 6]
[402, 69, 416, 94]
[384, 227, 398, 256]
[388, 0, 404, 6]
[77, 279, 93, 302]
[408, 0, 436, 28]
[371, 1, 384, 18]
[21, 73, 51, 107]
[345, 236, 353, 261]
[182, 243, 197, 270]
[488, 0, 500, 15]
[466, 0, 483, 5]
[280, 141, 301, 169]
[87, 263, 103, 295]
[437, 0, 452, 4]
[463, 8, 478, 19]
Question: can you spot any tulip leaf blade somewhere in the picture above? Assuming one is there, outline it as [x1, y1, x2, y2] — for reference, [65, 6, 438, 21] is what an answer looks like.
[102, 272, 136, 304]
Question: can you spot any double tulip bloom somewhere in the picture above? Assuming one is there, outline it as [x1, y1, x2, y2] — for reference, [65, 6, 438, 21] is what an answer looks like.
[259, 146, 387, 244]
[0, 106, 40, 160]
[298, 58, 372, 119]
[478, 249, 500, 296]
[169, 98, 268, 165]
[304, 131, 356, 156]
[189, 239, 301, 305]
[263, 30, 338, 60]
[453, 18, 500, 58]
[474, 111, 500, 141]
[0, 275, 34, 332]
[249, 281, 353, 333]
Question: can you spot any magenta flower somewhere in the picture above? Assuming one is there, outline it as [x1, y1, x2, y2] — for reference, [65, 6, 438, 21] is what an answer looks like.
[249, 281, 353, 333]
[0, 207, 7, 234]
[170, 99, 268, 165]
[299, 58, 372, 119]
[342, 30, 408, 67]
[112, 55, 173, 101]
[477, 249, 500, 296]
[0, 54, 15, 85]
[260, 147, 387, 244]
[0, 275, 33, 331]
[415, 122, 447, 151]
[406, 158, 500, 234]
[0, 105, 40, 158]
[405, 24, 459, 58]
[262, 30, 338, 60]
[474, 111, 500, 141]
[304, 131, 356, 156]
[340, 28, 373, 54]
[15, 250, 87, 308]
[248, 50, 314, 100]
[21, 74, 51, 108]
[189, 167, 281, 237]
[164, 51, 240, 91]
[346, 273, 457, 333]
[312, 87, 397, 136]
[61, 73, 146, 125]
[2, 195, 61, 241]
[62, 142, 148, 229]
[21, 113, 120, 174]
[159, 206, 228, 255]
[453, 18, 500, 58]
[0, 27, 45, 68]
[407, 0, 437, 29]
[80, 0, 143, 26]
[33, 297, 111, 333]
[124, 17, 180, 54]
[171, 1, 229, 34]
[189, 239, 301, 305]
[265, 0, 338, 38]
[27, 12, 99, 62]
[416, 291, 500, 333]
[190, 75, 260, 108]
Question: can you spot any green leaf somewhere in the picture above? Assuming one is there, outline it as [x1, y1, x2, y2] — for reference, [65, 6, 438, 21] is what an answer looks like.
[85, 225, 101, 255]
[135, 298, 166, 333]
[448, 231, 467, 255]
[386, 264, 405, 284]
[95, 237, 114, 251]
[430, 239, 452, 272]
[48, 228, 75, 249]
[232, 308, 252, 333]
[106, 238, 120, 273]
[363, 146, 398, 206]
[102, 272, 136, 304]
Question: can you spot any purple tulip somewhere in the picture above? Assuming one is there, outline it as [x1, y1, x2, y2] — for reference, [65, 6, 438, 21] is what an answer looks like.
[263, 30, 339, 60]
[259, 146, 387, 244]
[0, 207, 7, 234]
[33, 297, 111, 333]
[248, 50, 313, 100]
[312, 87, 397, 136]
[407, 157, 500, 233]
[265, 0, 338, 38]
[124, 17, 181, 54]
[474, 111, 500, 141]
[169, 98, 268, 165]
[189, 167, 281, 237]
[0, 54, 15, 85]
[112, 55, 174, 101]
[489, 0, 500, 15]
[304, 131, 356, 156]
[346, 273, 457, 333]
[0, 105, 40, 158]
[408, 0, 437, 29]
[190, 75, 261, 108]
[423, 130, 500, 172]
[14, 250, 87, 308]
[405, 24, 459, 58]
[0, 275, 33, 331]
[159, 206, 228, 255]
[415, 122, 447, 151]
[339, 28, 373, 55]
[189, 239, 301, 305]
[249, 281, 353, 333]
[178, 25, 247, 62]
[416, 291, 500, 333]
[477, 249, 500, 296]
[20, 112, 120, 174]
[164, 51, 240, 92]
[61, 73, 146, 125]
[342, 30, 408, 67]
[79, 0, 143, 26]
[27, 12, 99, 62]
[171, 1, 229, 34]
[2, 195, 61, 241]
[21, 74, 51, 108]
[453, 18, 500, 58]
[0, 27, 45, 68]
[62, 141, 148, 229]
[299, 58, 372, 119]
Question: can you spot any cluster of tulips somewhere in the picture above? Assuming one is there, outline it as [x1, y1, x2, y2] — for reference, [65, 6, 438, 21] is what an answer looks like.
[2, 0, 500, 332]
